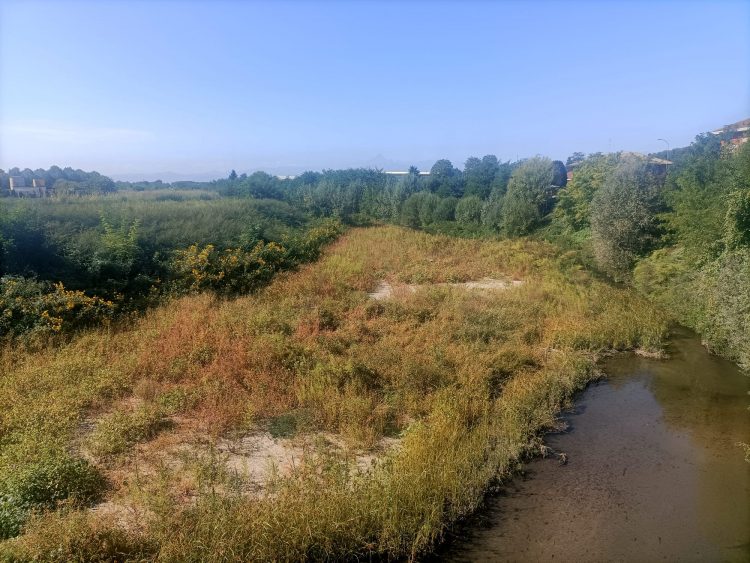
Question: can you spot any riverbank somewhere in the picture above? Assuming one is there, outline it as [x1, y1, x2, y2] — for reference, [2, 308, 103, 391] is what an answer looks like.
[1, 226, 668, 560]
[441, 327, 750, 562]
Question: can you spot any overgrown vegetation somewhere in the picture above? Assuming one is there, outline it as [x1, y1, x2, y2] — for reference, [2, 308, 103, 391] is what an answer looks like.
[0, 191, 342, 340]
[1, 122, 747, 558]
[0, 226, 667, 559]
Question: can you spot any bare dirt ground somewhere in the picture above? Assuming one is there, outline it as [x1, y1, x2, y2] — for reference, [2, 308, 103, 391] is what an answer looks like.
[217, 432, 401, 492]
[368, 278, 524, 301]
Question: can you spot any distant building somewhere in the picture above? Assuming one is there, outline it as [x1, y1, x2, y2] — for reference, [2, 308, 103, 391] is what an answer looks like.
[565, 162, 581, 183]
[565, 153, 672, 183]
[647, 156, 673, 176]
[711, 118, 750, 151]
[9, 176, 50, 197]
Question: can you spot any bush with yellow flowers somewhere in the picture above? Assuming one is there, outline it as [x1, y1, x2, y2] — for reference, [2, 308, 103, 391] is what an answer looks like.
[0, 277, 116, 339]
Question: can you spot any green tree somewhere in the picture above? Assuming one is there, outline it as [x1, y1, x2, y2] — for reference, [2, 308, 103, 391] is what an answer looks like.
[418, 192, 441, 225]
[502, 157, 554, 235]
[590, 155, 663, 279]
[434, 197, 458, 221]
[429, 159, 463, 198]
[480, 186, 504, 231]
[551, 160, 567, 187]
[502, 188, 540, 236]
[566, 152, 585, 167]
[724, 189, 750, 250]
[455, 196, 483, 226]
[663, 136, 745, 257]
[463, 155, 499, 199]
[401, 193, 423, 228]
[554, 154, 618, 232]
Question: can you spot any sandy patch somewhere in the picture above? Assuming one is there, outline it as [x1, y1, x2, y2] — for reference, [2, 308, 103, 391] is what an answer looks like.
[368, 277, 523, 300]
[217, 432, 400, 492]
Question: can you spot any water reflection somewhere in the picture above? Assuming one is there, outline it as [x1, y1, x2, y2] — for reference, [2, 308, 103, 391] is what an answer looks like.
[442, 328, 750, 562]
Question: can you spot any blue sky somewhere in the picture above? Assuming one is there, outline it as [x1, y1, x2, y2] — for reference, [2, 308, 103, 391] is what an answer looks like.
[1, 0, 748, 180]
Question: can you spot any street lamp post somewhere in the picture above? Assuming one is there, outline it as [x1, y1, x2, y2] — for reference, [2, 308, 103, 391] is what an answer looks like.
[657, 138, 670, 160]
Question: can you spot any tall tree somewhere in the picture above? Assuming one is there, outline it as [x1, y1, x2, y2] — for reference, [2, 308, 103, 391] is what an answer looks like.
[551, 160, 567, 187]
[464, 155, 499, 199]
[502, 157, 554, 235]
[429, 159, 463, 198]
[566, 152, 585, 167]
[590, 155, 663, 279]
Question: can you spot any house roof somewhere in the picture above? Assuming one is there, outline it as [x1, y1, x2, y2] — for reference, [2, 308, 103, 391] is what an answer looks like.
[711, 118, 750, 135]
[621, 151, 672, 165]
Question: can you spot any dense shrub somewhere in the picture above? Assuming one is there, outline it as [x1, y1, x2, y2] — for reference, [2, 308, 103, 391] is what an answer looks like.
[434, 197, 458, 221]
[0, 456, 104, 539]
[0, 276, 116, 339]
[636, 247, 750, 370]
[87, 404, 168, 457]
[171, 219, 343, 295]
[171, 241, 288, 295]
[691, 249, 750, 368]
[455, 196, 483, 226]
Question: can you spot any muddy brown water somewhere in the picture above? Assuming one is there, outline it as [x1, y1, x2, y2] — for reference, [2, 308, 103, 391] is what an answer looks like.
[441, 328, 750, 562]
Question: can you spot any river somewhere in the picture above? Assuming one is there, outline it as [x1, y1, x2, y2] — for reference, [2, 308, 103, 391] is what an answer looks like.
[441, 328, 750, 562]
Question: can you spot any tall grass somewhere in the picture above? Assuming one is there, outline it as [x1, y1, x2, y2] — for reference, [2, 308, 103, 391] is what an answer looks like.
[0, 226, 668, 560]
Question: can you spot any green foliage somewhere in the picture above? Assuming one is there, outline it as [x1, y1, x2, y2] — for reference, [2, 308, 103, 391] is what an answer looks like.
[553, 153, 617, 232]
[455, 196, 483, 226]
[695, 250, 750, 364]
[480, 186, 505, 232]
[566, 152, 585, 167]
[417, 192, 441, 226]
[171, 219, 343, 296]
[590, 155, 663, 279]
[551, 160, 567, 187]
[1, 196, 308, 294]
[0, 195, 341, 339]
[724, 188, 750, 250]
[399, 192, 440, 228]
[636, 247, 750, 371]
[502, 186, 540, 236]
[0, 166, 116, 195]
[463, 155, 500, 199]
[87, 404, 168, 457]
[400, 193, 422, 228]
[0, 455, 104, 539]
[434, 196, 458, 222]
[428, 159, 464, 197]
[0, 276, 116, 339]
[634, 141, 750, 370]
[171, 241, 288, 295]
[502, 157, 554, 236]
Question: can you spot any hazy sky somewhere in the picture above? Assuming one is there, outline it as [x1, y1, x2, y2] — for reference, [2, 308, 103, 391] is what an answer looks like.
[1, 0, 748, 180]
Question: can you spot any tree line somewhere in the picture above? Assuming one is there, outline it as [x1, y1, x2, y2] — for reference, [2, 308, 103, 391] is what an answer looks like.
[0, 166, 115, 195]
[2, 131, 748, 367]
